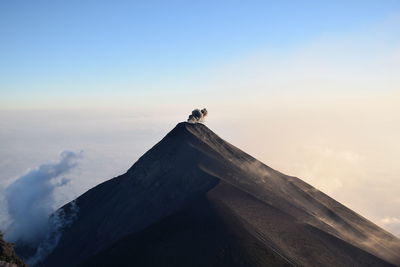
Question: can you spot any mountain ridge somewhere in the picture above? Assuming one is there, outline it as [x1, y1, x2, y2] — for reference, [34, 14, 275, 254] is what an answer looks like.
[41, 122, 400, 266]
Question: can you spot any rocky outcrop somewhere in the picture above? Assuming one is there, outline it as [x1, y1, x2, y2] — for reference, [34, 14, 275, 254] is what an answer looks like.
[0, 233, 26, 267]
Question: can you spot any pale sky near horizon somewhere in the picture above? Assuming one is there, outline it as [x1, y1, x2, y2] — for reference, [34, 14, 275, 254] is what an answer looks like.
[1, 1, 400, 237]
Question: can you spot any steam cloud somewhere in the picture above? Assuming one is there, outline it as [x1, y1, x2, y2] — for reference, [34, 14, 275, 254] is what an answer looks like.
[27, 200, 80, 266]
[4, 150, 83, 245]
[187, 108, 208, 123]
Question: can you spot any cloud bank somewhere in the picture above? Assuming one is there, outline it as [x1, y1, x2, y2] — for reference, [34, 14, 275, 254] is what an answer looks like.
[4, 150, 83, 245]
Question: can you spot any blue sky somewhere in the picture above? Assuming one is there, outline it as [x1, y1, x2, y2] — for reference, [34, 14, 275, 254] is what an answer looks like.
[1, 0, 400, 108]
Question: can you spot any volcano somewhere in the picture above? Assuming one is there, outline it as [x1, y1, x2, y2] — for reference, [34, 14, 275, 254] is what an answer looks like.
[40, 122, 400, 267]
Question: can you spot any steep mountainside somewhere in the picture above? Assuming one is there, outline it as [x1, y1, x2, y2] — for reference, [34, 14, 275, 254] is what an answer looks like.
[42, 122, 400, 267]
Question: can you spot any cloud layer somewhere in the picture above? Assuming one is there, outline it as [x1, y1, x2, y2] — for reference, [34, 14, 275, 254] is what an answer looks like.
[4, 150, 82, 244]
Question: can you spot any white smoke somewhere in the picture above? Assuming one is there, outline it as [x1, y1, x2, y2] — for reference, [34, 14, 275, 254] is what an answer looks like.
[4, 150, 83, 245]
[187, 108, 208, 123]
[27, 200, 80, 266]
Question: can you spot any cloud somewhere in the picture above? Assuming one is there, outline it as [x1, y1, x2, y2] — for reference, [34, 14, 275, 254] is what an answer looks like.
[4, 150, 83, 245]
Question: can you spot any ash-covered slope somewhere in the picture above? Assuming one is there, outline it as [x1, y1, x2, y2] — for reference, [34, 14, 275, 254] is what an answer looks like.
[43, 122, 400, 267]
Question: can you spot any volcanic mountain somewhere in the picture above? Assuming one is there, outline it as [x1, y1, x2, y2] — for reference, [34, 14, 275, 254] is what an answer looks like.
[41, 122, 400, 267]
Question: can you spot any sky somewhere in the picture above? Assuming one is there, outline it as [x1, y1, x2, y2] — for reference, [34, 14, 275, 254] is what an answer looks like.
[0, 1, 400, 237]
[1, 0, 400, 108]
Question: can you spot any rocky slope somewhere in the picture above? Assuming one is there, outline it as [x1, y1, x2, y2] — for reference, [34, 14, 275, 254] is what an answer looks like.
[0, 233, 26, 267]
[42, 122, 400, 266]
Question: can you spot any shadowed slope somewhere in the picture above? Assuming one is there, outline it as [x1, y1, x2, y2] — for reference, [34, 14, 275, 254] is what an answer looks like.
[80, 194, 291, 267]
[42, 122, 400, 266]
[43, 123, 219, 267]
[82, 182, 393, 267]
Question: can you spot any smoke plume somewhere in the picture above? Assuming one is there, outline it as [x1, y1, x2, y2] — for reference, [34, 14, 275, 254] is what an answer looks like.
[27, 200, 80, 266]
[187, 108, 208, 123]
[4, 150, 83, 245]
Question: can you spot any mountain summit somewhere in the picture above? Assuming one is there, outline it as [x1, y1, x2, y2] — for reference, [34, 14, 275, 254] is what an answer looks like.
[42, 122, 400, 267]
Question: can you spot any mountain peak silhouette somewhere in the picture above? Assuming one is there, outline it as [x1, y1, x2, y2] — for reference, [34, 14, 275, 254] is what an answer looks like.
[42, 122, 400, 267]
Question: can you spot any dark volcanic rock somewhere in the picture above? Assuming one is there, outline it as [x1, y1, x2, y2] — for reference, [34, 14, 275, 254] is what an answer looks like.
[43, 122, 400, 267]
[0, 232, 26, 267]
[80, 193, 291, 267]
